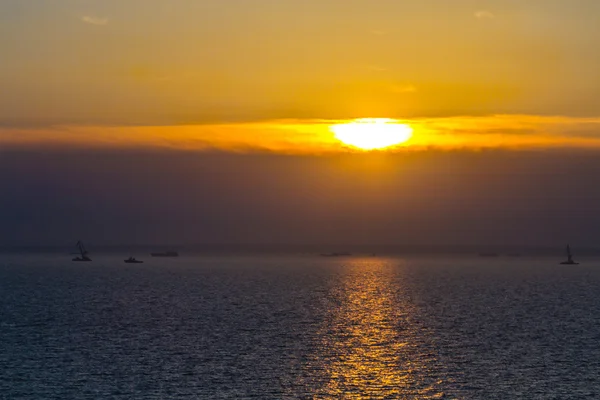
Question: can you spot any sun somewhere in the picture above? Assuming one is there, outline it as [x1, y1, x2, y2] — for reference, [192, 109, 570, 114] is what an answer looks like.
[330, 118, 413, 150]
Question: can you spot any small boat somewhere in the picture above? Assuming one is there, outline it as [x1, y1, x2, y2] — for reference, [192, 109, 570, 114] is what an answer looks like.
[124, 257, 143, 264]
[150, 251, 179, 257]
[72, 241, 92, 262]
[560, 245, 579, 265]
[320, 252, 352, 257]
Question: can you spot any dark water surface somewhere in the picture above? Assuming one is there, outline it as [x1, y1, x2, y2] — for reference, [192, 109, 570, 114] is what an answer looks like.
[1, 255, 599, 399]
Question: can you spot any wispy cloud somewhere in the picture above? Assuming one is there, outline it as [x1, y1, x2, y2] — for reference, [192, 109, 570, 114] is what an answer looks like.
[81, 16, 109, 26]
[474, 10, 495, 19]
[389, 84, 417, 94]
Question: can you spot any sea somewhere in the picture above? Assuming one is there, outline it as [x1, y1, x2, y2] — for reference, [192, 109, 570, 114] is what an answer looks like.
[1, 254, 599, 399]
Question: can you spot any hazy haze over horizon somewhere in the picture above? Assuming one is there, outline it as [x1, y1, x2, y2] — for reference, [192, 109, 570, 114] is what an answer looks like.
[2, 148, 600, 247]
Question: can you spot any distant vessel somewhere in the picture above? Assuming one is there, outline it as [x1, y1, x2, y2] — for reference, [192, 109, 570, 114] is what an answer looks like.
[72, 241, 92, 262]
[320, 252, 351, 257]
[560, 245, 579, 265]
[150, 251, 179, 257]
[124, 257, 143, 264]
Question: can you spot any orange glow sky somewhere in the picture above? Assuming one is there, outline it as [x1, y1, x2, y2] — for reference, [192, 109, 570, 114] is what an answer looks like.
[2, 0, 600, 153]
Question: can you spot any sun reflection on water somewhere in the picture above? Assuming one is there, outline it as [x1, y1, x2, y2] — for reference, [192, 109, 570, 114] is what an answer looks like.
[311, 259, 447, 399]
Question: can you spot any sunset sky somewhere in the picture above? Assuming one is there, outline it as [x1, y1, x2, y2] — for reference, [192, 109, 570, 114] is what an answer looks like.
[2, 1, 600, 247]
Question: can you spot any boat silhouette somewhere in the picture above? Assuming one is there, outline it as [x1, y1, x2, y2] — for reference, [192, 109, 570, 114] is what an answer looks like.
[72, 241, 92, 262]
[124, 257, 143, 264]
[560, 244, 579, 265]
[320, 252, 351, 257]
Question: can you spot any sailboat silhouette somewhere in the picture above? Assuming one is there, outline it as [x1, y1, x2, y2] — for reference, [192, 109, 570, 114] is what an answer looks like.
[72, 241, 92, 262]
[559, 244, 579, 265]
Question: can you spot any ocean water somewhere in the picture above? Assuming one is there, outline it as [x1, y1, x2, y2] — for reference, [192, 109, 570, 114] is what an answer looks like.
[1, 255, 599, 399]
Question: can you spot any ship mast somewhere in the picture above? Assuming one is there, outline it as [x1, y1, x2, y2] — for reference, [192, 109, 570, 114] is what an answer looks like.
[76, 241, 87, 258]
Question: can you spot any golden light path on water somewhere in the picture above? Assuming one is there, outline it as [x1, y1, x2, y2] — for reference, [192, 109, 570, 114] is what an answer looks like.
[307, 259, 447, 399]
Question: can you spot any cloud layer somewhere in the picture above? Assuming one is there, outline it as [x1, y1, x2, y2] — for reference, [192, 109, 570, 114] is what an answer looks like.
[2, 116, 600, 154]
[81, 16, 108, 25]
[474, 10, 495, 19]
